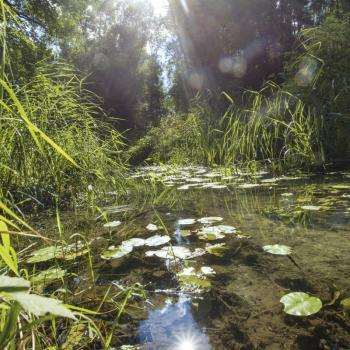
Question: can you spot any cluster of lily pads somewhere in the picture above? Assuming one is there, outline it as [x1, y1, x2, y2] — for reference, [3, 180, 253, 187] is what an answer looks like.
[129, 166, 308, 192]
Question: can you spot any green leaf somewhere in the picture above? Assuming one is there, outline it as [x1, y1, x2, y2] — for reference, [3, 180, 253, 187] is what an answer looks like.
[0, 276, 30, 293]
[198, 217, 223, 224]
[31, 267, 66, 285]
[11, 292, 76, 319]
[263, 244, 292, 256]
[27, 246, 57, 264]
[101, 244, 133, 260]
[205, 243, 228, 257]
[280, 292, 322, 316]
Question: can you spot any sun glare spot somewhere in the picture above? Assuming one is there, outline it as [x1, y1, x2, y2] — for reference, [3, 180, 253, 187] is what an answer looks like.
[173, 332, 201, 350]
[149, 0, 168, 16]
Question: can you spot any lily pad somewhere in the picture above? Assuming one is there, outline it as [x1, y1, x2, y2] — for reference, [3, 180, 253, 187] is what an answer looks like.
[144, 235, 170, 247]
[198, 217, 223, 224]
[178, 219, 196, 226]
[146, 224, 158, 232]
[31, 267, 66, 284]
[215, 225, 237, 234]
[280, 292, 322, 316]
[121, 238, 146, 249]
[263, 244, 292, 256]
[197, 227, 225, 241]
[27, 246, 57, 264]
[103, 221, 121, 228]
[238, 183, 260, 189]
[101, 244, 133, 260]
[300, 205, 321, 211]
[201, 266, 216, 276]
[145, 246, 205, 260]
[205, 243, 228, 257]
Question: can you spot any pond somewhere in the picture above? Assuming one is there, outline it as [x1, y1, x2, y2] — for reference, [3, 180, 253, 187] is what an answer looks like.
[27, 166, 350, 349]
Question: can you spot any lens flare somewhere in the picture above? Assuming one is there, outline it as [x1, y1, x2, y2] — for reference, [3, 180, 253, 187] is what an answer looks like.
[173, 332, 201, 350]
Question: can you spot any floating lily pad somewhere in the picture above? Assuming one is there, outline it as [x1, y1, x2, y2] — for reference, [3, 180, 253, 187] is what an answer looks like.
[27, 246, 57, 263]
[263, 244, 292, 256]
[205, 243, 228, 257]
[122, 238, 146, 248]
[103, 221, 121, 228]
[27, 243, 87, 263]
[31, 267, 66, 284]
[197, 227, 225, 241]
[145, 246, 205, 260]
[178, 275, 211, 289]
[180, 229, 192, 237]
[200, 266, 216, 276]
[146, 224, 158, 231]
[215, 225, 237, 234]
[198, 217, 223, 224]
[300, 205, 321, 211]
[210, 184, 228, 189]
[281, 193, 294, 197]
[280, 292, 322, 316]
[238, 183, 260, 189]
[332, 185, 350, 190]
[340, 297, 350, 315]
[144, 235, 170, 247]
[177, 185, 190, 190]
[101, 244, 133, 260]
[178, 219, 196, 226]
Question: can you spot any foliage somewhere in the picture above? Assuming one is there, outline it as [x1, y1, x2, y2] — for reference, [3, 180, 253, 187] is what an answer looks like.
[284, 15, 350, 161]
[127, 113, 203, 164]
[0, 61, 125, 205]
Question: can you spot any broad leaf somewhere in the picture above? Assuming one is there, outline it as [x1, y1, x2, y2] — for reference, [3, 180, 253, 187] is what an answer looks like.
[280, 292, 322, 316]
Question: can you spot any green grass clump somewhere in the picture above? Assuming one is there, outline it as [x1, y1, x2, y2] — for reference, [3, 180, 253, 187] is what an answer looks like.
[127, 113, 203, 165]
[0, 62, 126, 206]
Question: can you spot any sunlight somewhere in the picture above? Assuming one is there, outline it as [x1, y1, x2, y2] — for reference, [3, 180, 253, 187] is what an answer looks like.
[149, 0, 168, 16]
[173, 331, 202, 350]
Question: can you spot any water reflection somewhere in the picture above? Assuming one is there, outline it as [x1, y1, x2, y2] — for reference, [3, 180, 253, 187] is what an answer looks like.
[138, 295, 211, 349]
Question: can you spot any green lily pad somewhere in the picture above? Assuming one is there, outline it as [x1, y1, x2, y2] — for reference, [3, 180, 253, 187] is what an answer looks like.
[280, 292, 322, 316]
[27, 246, 57, 264]
[180, 229, 192, 237]
[340, 297, 350, 315]
[27, 243, 88, 263]
[198, 217, 223, 224]
[210, 184, 228, 189]
[300, 205, 321, 211]
[31, 267, 66, 284]
[197, 227, 225, 241]
[263, 244, 292, 256]
[145, 246, 206, 260]
[146, 224, 158, 231]
[238, 183, 260, 189]
[101, 244, 133, 260]
[178, 219, 196, 226]
[215, 225, 237, 234]
[178, 275, 211, 289]
[205, 243, 228, 257]
[144, 235, 170, 247]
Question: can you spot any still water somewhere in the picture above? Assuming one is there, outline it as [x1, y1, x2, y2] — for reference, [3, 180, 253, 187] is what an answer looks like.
[31, 166, 350, 349]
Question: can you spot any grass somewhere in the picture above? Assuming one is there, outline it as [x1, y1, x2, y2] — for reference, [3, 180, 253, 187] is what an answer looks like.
[0, 61, 127, 208]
